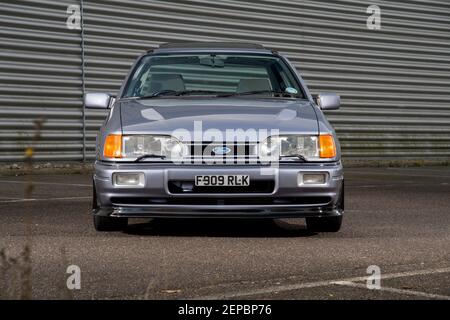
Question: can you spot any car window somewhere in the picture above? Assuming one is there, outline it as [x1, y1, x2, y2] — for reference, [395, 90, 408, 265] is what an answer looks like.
[123, 54, 304, 98]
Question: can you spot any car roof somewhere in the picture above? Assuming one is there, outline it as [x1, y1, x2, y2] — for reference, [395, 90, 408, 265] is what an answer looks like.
[151, 41, 274, 54]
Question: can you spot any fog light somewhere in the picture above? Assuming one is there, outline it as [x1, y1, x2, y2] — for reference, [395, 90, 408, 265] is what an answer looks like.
[301, 173, 328, 185]
[113, 172, 144, 187]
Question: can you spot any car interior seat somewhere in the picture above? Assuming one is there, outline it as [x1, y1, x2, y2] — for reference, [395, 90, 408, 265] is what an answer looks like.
[141, 73, 186, 95]
[237, 78, 272, 93]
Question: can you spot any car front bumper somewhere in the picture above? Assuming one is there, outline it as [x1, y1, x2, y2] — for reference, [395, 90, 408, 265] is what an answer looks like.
[93, 161, 344, 219]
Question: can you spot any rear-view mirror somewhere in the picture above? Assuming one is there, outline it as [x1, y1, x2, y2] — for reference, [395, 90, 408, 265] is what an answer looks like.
[315, 93, 340, 110]
[84, 93, 112, 109]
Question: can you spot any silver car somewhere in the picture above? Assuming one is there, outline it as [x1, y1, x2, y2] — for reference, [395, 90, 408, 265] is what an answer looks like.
[85, 42, 344, 232]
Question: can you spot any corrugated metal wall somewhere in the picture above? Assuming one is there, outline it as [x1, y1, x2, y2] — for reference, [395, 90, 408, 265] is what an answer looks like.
[1, 0, 450, 161]
[0, 0, 84, 160]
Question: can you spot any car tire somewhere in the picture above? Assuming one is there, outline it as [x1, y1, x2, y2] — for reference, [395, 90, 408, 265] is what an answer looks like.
[92, 181, 127, 231]
[306, 180, 344, 232]
[306, 215, 342, 232]
[93, 215, 128, 232]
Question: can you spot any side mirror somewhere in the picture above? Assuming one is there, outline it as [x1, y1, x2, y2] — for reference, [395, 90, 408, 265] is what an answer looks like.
[84, 93, 112, 109]
[315, 93, 340, 110]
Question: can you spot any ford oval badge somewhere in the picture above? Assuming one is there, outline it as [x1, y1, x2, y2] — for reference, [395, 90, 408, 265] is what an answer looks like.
[213, 146, 231, 155]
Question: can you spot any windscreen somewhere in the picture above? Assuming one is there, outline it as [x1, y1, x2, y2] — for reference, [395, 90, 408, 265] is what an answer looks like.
[123, 54, 304, 98]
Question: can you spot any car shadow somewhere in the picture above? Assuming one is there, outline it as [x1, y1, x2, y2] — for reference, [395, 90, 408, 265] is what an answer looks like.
[124, 218, 316, 238]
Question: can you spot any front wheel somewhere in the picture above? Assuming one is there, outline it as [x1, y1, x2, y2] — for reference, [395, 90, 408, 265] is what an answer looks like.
[306, 215, 342, 232]
[306, 180, 344, 232]
[92, 182, 127, 231]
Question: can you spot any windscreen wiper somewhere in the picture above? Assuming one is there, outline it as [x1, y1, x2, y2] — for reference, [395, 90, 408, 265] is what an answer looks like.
[218, 90, 300, 98]
[134, 90, 178, 99]
[134, 90, 224, 99]
[135, 154, 166, 162]
[279, 154, 307, 162]
[174, 90, 225, 96]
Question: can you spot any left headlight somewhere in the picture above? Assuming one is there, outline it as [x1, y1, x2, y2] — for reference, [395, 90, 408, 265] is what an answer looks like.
[259, 135, 336, 161]
[104, 134, 187, 160]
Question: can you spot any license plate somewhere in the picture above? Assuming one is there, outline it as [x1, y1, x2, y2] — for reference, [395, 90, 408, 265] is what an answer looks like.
[195, 175, 250, 186]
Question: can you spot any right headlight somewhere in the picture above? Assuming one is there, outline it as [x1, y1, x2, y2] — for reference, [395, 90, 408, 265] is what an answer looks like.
[122, 135, 187, 159]
[259, 135, 336, 161]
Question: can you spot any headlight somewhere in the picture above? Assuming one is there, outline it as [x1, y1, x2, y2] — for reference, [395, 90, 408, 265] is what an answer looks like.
[104, 134, 187, 159]
[122, 135, 187, 159]
[259, 135, 336, 160]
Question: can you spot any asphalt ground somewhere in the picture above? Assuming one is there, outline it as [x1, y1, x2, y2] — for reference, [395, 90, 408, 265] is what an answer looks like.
[0, 167, 449, 300]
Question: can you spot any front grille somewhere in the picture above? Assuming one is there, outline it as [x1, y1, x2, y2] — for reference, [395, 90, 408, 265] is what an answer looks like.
[185, 141, 258, 164]
[168, 180, 275, 194]
[110, 196, 332, 206]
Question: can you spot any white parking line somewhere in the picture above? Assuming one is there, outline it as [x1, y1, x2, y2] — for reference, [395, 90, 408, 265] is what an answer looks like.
[386, 167, 450, 173]
[333, 281, 450, 300]
[347, 182, 450, 188]
[347, 184, 396, 188]
[194, 267, 450, 300]
[0, 196, 91, 203]
[0, 180, 91, 187]
[349, 171, 450, 179]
